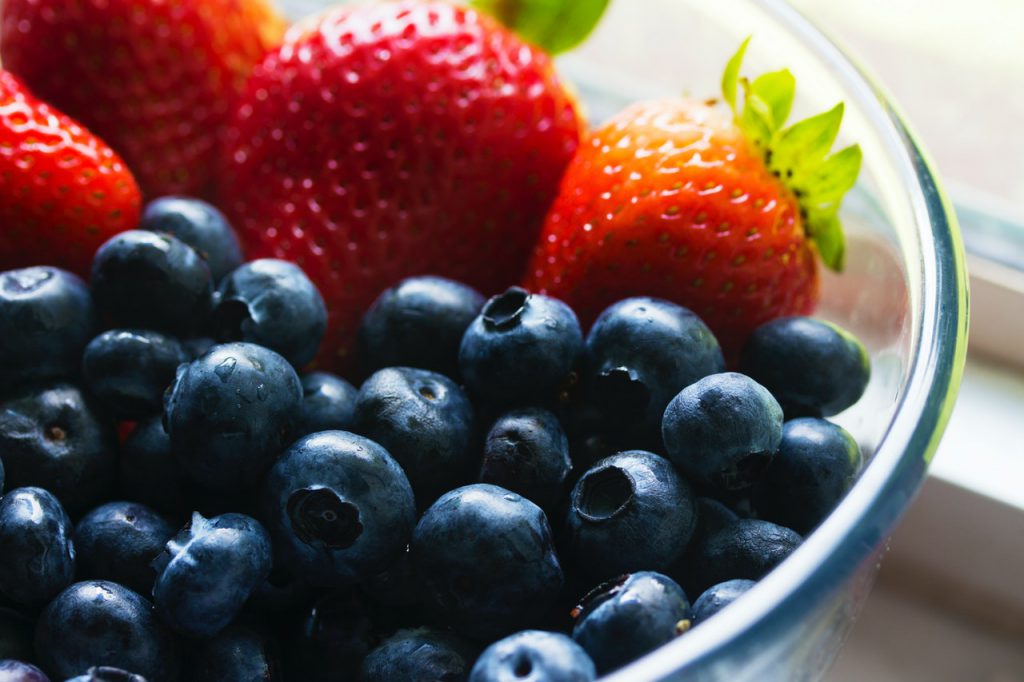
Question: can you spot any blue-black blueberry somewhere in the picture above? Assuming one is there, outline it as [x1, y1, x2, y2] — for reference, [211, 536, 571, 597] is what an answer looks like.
[117, 418, 189, 517]
[685, 519, 802, 597]
[739, 316, 870, 417]
[0, 384, 115, 514]
[358, 275, 485, 379]
[359, 627, 476, 682]
[459, 288, 582, 407]
[354, 367, 475, 508]
[191, 626, 279, 682]
[0, 660, 49, 681]
[0, 608, 35, 661]
[469, 630, 596, 682]
[90, 230, 212, 337]
[0, 267, 94, 390]
[753, 418, 863, 534]
[583, 297, 724, 448]
[479, 408, 571, 515]
[139, 197, 243, 282]
[412, 484, 564, 640]
[34, 581, 180, 682]
[213, 259, 326, 367]
[74, 501, 175, 597]
[570, 572, 691, 674]
[163, 342, 302, 490]
[81, 330, 187, 419]
[63, 667, 148, 682]
[284, 590, 383, 682]
[261, 431, 416, 587]
[564, 451, 696, 583]
[662, 372, 783, 491]
[0, 488, 75, 606]
[691, 579, 756, 625]
[151, 512, 272, 638]
[296, 372, 358, 437]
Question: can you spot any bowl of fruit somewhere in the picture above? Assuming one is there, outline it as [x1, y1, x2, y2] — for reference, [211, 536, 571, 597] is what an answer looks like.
[0, 0, 967, 681]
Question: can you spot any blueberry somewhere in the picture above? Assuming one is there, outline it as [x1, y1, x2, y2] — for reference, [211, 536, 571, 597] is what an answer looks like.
[661, 372, 783, 491]
[139, 197, 243, 282]
[0, 457, 5, 495]
[34, 581, 180, 682]
[564, 451, 696, 583]
[358, 275, 485, 378]
[685, 519, 802, 597]
[470, 630, 595, 682]
[583, 298, 723, 448]
[74, 502, 175, 597]
[571, 572, 690, 674]
[360, 627, 476, 682]
[740, 317, 870, 417]
[262, 431, 415, 586]
[63, 667, 147, 682]
[90, 231, 212, 337]
[0, 660, 49, 682]
[191, 626, 279, 682]
[213, 259, 326, 367]
[753, 418, 863, 534]
[459, 288, 582, 407]
[117, 418, 189, 517]
[285, 590, 382, 682]
[0, 267, 94, 390]
[297, 372, 358, 436]
[81, 331, 187, 419]
[151, 512, 272, 638]
[667, 497, 740, 597]
[362, 545, 421, 610]
[354, 367, 475, 508]
[691, 579, 756, 625]
[0, 608, 35, 661]
[0, 384, 115, 514]
[412, 484, 563, 639]
[164, 342, 302, 490]
[0, 488, 75, 606]
[479, 408, 571, 515]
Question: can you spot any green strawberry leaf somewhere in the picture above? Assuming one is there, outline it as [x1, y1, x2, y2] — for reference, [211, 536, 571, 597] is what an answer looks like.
[806, 211, 845, 271]
[739, 83, 774, 150]
[471, 0, 610, 55]
[749, 69, 795, 132]
[800, 144, 862, 212]
[769, 103, 844, 184]
[722, 36, 751, 114]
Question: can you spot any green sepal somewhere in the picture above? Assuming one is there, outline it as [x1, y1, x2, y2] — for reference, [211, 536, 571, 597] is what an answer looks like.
[769, 103, 844, 184]
[470, 0, 610, 55]
[806, 211, 845, 271]
[722, 36, 751, 114]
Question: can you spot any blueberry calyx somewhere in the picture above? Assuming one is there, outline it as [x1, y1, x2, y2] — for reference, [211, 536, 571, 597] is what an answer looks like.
[482, 288, 529, 330]
[575, 465, 634, 522]
[287, 487, 364, 549]
[4, 267, 52, 293]
[570, 574, 629, 621]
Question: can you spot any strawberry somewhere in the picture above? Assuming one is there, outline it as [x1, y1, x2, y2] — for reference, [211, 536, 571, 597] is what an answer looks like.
[523, 39, 861, 359]
[219, 2, 582, 373]
[0, 0, 286, 199]
[0, 70, 141, 276]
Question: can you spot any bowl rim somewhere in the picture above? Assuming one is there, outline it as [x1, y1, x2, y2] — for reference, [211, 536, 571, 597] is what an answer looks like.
[602, 1, 970, 679]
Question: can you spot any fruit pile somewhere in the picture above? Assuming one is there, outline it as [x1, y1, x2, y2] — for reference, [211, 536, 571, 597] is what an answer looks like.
[0, 0, 869, 680]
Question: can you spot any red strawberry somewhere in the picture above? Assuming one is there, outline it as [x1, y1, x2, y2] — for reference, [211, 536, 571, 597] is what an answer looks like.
[523, 39, 861, 359]
[0, 70, 141, 276]
[0, 0, 287, 199]
[220, 2, 582, 373]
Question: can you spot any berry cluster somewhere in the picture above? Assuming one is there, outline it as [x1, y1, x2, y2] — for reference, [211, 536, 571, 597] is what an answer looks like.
[0, 198, 869, 681]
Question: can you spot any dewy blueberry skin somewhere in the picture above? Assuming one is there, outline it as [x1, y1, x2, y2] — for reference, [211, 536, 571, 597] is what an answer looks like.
[583, 297, 724, 448]
[662, 372, 784, 491]
[359, 628, 476, 682]
[151, 512, 272, 638]
[459, 287, 583, 407]
[0, 266, 94, 389]
[0, 384, 116, 514]
[81, 330, 188, 419]
[163, 342, 302, 490]
[35, 581, 180, 682]
[470, 630, 596, 682]
[213, 259, 327, 367]
[296, 372, 358, 436]
[564, 450, 697, 583]
[571, 572, 691, 674]
[354, 366, 476, 508]
[74, 501, 175, 597]
[140, 196, 244, 281]
[412, 484, 564, 640]
[261, 431, 416, 586]
[691, 579, 757, 625]
[358, 275, 485, 378]
[0, 488, 75, 606]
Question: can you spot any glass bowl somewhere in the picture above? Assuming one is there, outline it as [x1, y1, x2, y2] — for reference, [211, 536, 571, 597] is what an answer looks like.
[546, 1, 969, 679]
